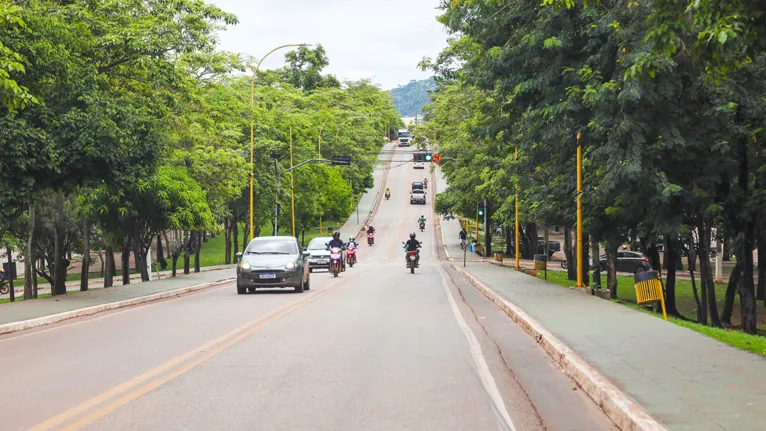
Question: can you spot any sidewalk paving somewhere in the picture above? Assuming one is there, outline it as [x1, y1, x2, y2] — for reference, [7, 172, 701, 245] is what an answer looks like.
[456, 262, 766, 430]
[0, 267, 235, 326]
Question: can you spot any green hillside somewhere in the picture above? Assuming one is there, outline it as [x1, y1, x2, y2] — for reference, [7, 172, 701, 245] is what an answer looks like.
[389, 77, 436, 117]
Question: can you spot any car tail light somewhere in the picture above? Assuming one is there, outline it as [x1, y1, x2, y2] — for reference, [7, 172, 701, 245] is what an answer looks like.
[642, 257, 649, 262]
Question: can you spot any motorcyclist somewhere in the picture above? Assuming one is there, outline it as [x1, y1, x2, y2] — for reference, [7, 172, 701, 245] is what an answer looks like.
[404, 232, 422, 266]
[347, 236, 359, 249]
[366, 225, 375, 235]
[327, 231, 345, 249]
[418, 215, 427, 225]
[424, 178, 428, 187]
[385, 188, 391, 198]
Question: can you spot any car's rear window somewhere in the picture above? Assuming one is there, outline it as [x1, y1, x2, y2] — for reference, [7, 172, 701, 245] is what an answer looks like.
[412, 190, 425, 194]
[246, 240, 298, 255]
[308, 238, 332, 250]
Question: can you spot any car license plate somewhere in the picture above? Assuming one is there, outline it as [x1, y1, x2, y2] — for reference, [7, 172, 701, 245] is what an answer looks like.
[316, 259, 328, 264]
[259, 273, 276, 279]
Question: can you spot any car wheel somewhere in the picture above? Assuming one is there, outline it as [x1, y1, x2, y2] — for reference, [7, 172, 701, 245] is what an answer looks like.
[303, 276, 310, 291]
[294, 281, 304, 293]
[237, 282, 246, 295]
[309, 268, 313, 273]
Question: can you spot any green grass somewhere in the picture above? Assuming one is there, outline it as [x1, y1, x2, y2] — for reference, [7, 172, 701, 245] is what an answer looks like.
[0, 292, 52, 304]
[535, 269, 766, 357]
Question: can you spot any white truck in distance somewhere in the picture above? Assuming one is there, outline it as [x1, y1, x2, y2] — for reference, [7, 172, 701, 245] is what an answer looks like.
[398, 129, 411, 147]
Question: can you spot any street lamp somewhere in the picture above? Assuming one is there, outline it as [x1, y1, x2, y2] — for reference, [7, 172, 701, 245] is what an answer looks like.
[249, 43, 311, 241]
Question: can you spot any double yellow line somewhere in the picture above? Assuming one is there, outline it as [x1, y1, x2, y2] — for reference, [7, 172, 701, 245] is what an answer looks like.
[32, 274, 359, 431]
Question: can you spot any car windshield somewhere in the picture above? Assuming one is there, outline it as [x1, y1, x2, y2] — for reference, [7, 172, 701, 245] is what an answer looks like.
[308, 238, 332, 250]
[399, 131, 411, 138]
[412, 190, 425, 194]
[245, 240, 298, 255]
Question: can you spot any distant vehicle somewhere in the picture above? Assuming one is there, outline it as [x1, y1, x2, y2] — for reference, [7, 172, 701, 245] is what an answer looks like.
[306, 236, 334, 272]
[410, 189, 426, 204]
[235, 236, 310, 294]
[537, 236, 561, 258]
[398, 129, 411, 147]
[594, 251, 652, 274]
[411, 181, 424, 190]
[414, 161, 424, 169]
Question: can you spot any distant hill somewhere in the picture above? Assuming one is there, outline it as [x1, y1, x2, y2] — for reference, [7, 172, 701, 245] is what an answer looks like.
[389, 77, 436, 117]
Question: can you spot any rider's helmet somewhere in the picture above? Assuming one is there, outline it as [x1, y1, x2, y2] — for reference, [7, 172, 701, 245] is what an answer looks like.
[410, 232, 416, 239]
[333, 231, 340, 239]
[349, 237, 355, 242]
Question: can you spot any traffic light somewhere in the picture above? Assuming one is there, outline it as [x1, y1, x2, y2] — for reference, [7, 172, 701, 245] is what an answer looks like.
[478, 204, 485, 217]
[425, 152, 432, 162]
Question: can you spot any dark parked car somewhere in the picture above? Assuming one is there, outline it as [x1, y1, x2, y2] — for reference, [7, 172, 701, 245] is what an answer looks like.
[235, 236, 310, 294]
[537, 236, 561, 258]
[595, 251, 652, 274]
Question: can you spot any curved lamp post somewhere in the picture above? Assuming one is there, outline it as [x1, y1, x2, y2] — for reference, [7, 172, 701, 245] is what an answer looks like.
[249, 43, 311, 241]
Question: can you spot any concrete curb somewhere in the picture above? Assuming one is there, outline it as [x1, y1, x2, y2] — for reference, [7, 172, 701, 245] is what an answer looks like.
[450, 264, 667, 431]
[0, 278, 235, 336]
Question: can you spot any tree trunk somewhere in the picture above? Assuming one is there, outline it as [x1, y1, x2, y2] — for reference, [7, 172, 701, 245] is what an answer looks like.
[194, 231, 201, 273]
[504, 226, 514, 256]
[24, 203, 36, 299]
[581, 233, 590, 286]
[104, 244, 114, 287]
[723, 234, 732, 261]
[242, 222, 250, 250]
[698, 222, 721, 327]
[734, 235, 757, 334]
[53, 192, 67, 296]
[202, 230, 208, 243]
[564, 226, 576, 281]
[591, 240, 601, 289]
[756, 218, 765, 303]
[687, 242, 703, 323]
[121, 240, 131, 285]
[133, 241, 150, 282]
[646, 245, 661, 274]
[232, 215, 240, 263]
[7, 247, 15, 302]
[183, 231, 192, 275]
[80, 219, 90, 291]
[224, 217, 232, 265]
[721, 262, 741, 325]
[156, 233, 167, 271]
[606, 242, 618, 299]
[663, 237, 681, 317]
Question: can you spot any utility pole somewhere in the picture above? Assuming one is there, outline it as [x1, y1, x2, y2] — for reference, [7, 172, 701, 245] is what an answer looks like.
[273, 156, 280, 236]
[483, 199, 490, 258]
[575, 132, 586, 287]
[290, 127, 296, 237]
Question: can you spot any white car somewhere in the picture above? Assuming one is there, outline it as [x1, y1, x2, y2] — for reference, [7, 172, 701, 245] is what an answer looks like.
[414, 161, 424, 169]
[410, 189, 426, 205]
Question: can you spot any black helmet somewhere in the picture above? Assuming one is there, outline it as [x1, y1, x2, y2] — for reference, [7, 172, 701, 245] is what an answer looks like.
[333, 231, 340, 239]
[409, 232, 416, 239]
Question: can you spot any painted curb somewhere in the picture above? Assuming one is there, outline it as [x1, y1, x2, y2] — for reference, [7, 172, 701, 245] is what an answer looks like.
[451, 264, 667, 431]
[0, 278, 235, 336]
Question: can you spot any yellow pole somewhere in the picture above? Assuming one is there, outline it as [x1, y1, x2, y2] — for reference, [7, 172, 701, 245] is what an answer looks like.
[575, 132, 585, 287]
[290, 127, 296, 237]
[249, 43, 308, 241]
[319, 216, 322, 235]
[515, 148, 520, 270]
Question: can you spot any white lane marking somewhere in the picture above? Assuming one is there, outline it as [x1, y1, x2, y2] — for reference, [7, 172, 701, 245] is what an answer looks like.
[437, 266, 517, 431]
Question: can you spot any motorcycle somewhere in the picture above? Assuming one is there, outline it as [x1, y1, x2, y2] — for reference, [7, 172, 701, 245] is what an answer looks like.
[346, 245, 357, 267]
[329, 247, 343, 277]
[0, 279, 9, 295]
[385, 192, 390, 200]
[403, 242, 419, 274]
[419, 221, 425, 232]
[367, 232, 375, 246]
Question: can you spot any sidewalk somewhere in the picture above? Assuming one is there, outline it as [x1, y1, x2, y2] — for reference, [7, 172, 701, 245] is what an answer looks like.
[0, 267, 235, 327]
[455, 262, 766, 430]
[434, 165, 483, 262]
[1, 264, 234, 300]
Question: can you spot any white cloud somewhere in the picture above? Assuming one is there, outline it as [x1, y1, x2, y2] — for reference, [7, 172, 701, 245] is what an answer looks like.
[209, 0, 448, 89]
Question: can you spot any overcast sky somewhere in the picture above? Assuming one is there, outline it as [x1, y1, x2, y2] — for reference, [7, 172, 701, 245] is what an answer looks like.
[208, 0, 448, 90]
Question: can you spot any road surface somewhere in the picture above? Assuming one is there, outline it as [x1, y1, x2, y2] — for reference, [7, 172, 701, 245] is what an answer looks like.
[0, 146, 614, 431]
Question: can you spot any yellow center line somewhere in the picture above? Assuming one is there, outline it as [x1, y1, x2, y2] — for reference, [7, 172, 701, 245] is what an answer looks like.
[31, 273, 361, 431]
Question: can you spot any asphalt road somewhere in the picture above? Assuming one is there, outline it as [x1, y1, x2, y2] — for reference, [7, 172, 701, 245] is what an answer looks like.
[0, 146, 614, 431]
